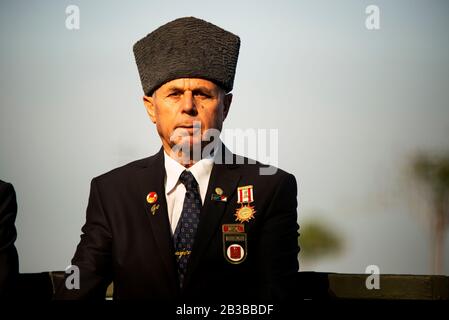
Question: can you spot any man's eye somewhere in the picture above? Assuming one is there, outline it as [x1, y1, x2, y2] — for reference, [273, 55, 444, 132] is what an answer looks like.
[195, 92, 210, 98]
[168, 92, 181, 97]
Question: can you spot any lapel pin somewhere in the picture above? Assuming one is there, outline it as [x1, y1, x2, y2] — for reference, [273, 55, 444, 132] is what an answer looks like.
[211, 187, 227, 202]
[146, 191, 158, 204]
[211, 193, 228, 202]
[150, 204, 160, 215]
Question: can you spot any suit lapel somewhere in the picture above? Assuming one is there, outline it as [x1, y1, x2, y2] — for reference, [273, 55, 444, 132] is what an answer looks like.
[136, 147, 178, 292]
[183, 152, 241, 288]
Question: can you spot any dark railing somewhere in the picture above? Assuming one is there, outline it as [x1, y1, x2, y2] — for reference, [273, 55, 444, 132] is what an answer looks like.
[12, 271, 449, 300]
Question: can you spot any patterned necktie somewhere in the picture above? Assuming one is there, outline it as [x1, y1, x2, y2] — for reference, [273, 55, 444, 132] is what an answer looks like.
[173, 170, 201, 288]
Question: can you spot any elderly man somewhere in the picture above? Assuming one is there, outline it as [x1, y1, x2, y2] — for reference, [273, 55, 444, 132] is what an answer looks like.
[56, 17, 299, 302]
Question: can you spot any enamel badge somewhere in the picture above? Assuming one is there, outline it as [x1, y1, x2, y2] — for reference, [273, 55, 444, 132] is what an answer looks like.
[211, 193, 227, 202]
[222, 224, 247, 264]
[235, 185, 256, 223]
[147, 192, 159, 215]
[211, 186, 227, 202]
[146, 192, 158, 204]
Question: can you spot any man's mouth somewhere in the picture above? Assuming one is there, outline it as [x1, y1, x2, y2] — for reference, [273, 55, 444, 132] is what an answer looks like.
[174, 125, 202, 136]
[176, 122, 201, 130]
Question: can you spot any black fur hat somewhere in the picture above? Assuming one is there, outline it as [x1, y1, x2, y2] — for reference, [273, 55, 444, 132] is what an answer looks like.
[133, 17, 240, 96]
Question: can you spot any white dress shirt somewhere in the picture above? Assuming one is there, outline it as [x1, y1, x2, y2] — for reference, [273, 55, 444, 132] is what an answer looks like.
[164, 150, 215, 235]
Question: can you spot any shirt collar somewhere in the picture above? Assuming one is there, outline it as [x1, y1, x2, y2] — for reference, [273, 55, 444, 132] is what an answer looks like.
[163, 143, 218, 195]
[164, 151, 186, 195]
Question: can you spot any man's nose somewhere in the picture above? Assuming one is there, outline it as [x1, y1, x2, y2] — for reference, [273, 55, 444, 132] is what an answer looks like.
[181, 91, 197, 114]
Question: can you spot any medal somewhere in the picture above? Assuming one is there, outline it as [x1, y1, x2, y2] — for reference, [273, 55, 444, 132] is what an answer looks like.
[235, 205, 256, 223]
[235, 185, 256, 223]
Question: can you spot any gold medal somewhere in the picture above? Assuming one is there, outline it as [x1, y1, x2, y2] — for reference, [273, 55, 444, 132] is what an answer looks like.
[235, 204, 256, 223]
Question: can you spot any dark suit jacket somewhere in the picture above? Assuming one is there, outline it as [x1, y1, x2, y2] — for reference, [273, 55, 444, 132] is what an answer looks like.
[0, 180, 19, 298]
[56, 147, 299, 301]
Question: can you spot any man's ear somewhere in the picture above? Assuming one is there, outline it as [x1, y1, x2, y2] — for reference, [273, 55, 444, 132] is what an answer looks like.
[223, 93, 232, 120]
[143, 95, 156, 124]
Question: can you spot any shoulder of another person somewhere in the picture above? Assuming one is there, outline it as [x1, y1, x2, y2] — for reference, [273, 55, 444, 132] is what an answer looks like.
[0, 180, 15, 199]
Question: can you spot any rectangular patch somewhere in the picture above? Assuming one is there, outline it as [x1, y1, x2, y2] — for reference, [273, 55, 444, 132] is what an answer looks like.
[222, 224, 245, 233]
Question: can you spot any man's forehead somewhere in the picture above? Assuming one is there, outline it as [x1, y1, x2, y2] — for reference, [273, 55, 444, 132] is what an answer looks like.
[159, 78, 218, 91]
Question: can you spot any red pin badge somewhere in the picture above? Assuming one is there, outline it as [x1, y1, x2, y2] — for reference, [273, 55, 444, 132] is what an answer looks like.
[146, 192, 158, 204]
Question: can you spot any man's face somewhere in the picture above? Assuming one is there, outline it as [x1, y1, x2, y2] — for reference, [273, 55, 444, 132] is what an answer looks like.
[143, 78, 232, 155]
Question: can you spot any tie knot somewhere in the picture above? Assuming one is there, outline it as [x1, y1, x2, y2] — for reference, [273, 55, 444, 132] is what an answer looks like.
[179, 170, 198, 191]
